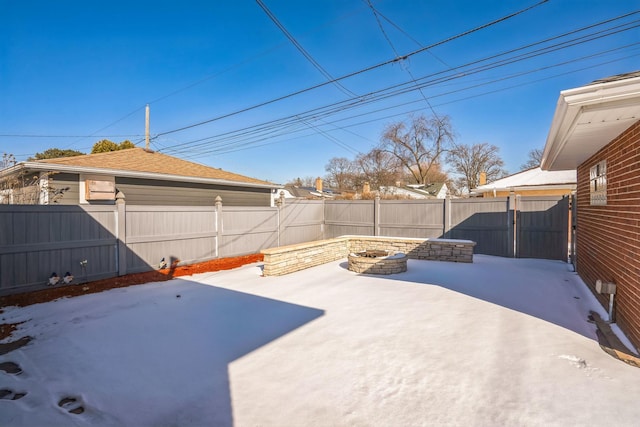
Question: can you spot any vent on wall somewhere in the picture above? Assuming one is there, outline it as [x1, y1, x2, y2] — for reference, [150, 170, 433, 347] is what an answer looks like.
[85, 179, 116, 201]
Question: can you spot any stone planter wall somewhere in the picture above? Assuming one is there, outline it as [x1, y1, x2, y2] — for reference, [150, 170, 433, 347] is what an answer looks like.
[261, 235, 476, 276]
[261, 238, 349, 276]
[347, 236, 476, 263]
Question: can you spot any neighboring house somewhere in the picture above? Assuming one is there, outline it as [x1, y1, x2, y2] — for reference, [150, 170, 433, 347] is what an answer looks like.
[280, 178, 338, 200]
[541, 70, 640, 350]
[471, 167, 576, 198]
[0, 148, 277, 206]
[379, 183, 448, 199]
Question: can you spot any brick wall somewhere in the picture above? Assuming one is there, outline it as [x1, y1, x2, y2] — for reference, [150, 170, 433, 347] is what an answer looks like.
[261, 236, 475, 276]
[576, 119, 640, 349]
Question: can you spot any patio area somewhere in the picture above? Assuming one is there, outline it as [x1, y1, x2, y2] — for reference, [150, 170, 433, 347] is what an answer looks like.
[2, 255, 640, 426]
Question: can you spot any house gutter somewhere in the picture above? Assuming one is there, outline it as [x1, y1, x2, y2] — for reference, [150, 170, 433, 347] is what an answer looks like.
[1, 162, 279, 190]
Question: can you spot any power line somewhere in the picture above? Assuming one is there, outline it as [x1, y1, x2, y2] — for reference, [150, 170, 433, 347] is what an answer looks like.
[256, 0, 356, 97]
[170, 50, 640, 159]
[159, 14, 639, 157]
[0, 134, 144, 138]
[366, 2, 451, 69]
[156, 0, 550, 137]
[162, 39, 639, 158]
[364, 0, 442, 120]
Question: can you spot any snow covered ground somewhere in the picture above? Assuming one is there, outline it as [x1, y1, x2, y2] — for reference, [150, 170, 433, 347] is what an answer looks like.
[2, 255, 640, 426]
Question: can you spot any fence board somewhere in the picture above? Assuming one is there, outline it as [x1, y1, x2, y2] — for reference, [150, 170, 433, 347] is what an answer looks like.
[378, 199, 444, 238]
[517, 196, 569, 260]
[325, 200, 374, 238]
[125, 205, 217, 273]
[448, 198, 511, 257]
[0, 205, 118, 293]
[280, 200, 324, 246]
[220, 207, 278, 257]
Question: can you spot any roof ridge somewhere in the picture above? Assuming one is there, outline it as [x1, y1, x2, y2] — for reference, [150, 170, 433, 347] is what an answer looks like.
[27, 147, 273, 186]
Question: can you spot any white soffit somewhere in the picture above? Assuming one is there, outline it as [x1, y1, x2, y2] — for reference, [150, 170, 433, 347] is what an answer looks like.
[541, 74, 640, 170]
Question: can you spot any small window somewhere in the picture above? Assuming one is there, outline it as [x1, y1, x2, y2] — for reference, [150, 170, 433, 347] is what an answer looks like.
[590, 160, 607, 205]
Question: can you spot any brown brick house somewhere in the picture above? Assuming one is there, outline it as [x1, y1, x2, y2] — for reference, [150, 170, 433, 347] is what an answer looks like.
[542, 71, 640, 350]
[0, 148, 277, 206]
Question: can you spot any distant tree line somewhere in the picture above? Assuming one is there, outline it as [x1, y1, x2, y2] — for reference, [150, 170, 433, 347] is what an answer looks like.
[289, 114, 543, 197]
[25, 139, 137, 161]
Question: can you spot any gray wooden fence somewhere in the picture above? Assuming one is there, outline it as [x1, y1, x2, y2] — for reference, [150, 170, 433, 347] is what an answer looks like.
[324, 197, 514, 256]
[0, 195, 569, 296]
[0, 196, 324, 295]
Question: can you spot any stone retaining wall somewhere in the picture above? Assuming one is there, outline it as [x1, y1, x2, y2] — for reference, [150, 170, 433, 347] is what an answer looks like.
[261, 235, 476, 276]
[261, 238, 349, 276]
[347, 236, 476, 263]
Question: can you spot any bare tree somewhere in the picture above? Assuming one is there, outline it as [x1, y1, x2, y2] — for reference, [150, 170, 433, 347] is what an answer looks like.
[379, 114, 454, 185]
[1, 153, 73, 204]
[1, 154, 38, 204]
[324, 157, 357, 191]
[402, 162, 450, 186]
[1, 153, 17, 170]
[355, 149, 402, 190]
[447, 143, 508, 195]
[520, 148, 543, 170]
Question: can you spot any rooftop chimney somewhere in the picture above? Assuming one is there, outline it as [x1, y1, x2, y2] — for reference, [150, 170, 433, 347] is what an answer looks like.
[479, 172, 487, 186]
[315, 177, 323, 193]
[363, 182, 371, 194]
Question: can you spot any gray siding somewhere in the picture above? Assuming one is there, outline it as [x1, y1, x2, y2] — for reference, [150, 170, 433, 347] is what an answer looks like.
[50, 173, 80, 205]
[115, 177, 271, 206]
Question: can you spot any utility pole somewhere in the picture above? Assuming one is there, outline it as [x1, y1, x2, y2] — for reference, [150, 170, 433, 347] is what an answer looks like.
[145, 104, 150, 150]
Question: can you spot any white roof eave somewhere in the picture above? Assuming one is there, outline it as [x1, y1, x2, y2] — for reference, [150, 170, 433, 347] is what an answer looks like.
[473, 183, 576, 194]
[542, 75, 640, 170]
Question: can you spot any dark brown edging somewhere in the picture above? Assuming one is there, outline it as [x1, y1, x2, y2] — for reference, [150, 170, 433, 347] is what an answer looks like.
[0, 254, 263, 310]
[590, 311, 640, 368]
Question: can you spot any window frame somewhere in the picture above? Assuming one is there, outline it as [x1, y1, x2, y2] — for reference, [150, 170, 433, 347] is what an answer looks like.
[589, 160, 607, 206]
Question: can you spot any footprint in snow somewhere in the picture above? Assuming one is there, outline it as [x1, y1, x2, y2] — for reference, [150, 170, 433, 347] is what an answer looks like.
[58, 396, 85, 415]
[0, 361, 23, 375]
[0, 389, 27, 400]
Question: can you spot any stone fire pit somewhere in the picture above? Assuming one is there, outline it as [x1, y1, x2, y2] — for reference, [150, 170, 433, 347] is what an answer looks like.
[348, 250, 408, 275]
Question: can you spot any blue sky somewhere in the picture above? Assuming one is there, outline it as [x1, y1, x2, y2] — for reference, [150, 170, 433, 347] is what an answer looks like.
[1, 0, 639, 184]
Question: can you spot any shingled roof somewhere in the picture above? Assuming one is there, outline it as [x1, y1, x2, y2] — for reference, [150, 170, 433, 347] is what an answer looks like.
[30, 148, 273, 186]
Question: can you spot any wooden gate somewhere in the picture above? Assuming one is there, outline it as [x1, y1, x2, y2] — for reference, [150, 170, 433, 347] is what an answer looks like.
[516, 196, 570, 261]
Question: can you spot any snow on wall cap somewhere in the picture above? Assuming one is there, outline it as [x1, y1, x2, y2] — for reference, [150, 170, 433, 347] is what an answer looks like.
[428, 238, 476, 245]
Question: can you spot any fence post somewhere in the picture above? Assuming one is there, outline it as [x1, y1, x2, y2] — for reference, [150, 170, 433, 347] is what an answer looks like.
[116, 191, 127, 276]
[321, 197, 326, 240]
[507, 194, 517, 258]
[275, 191, 284, 247]
[444, 192, 452, 238]
[215, 196, 223, 258]
[374, 194, 380, 236]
